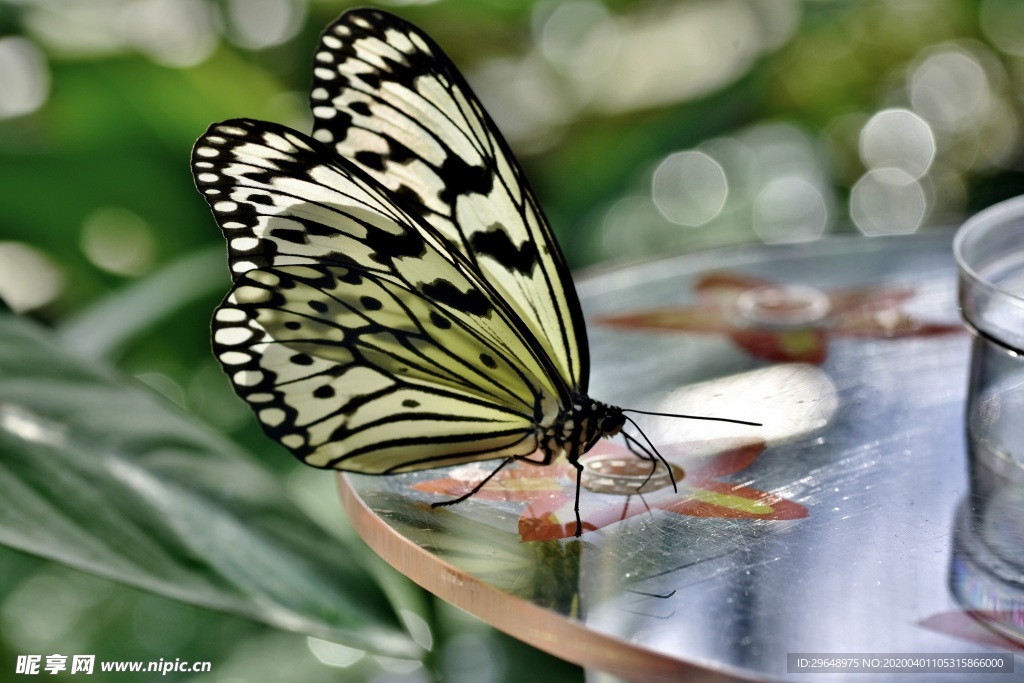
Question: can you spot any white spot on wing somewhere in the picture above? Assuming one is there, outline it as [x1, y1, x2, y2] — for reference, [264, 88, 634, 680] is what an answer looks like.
[260, 408, 286, 426]
[219, 351, 252, 365]
[233, 370, 264, 387]
[215, 327, 251, 345]
[231, 237, 259, 251]
[215, 307, 247, 322]
[410, 33, 430, 53]
[385, 29, 414, 53]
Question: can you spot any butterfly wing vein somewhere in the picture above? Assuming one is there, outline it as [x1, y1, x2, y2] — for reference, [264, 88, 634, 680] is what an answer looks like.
[193, 9, 591, 475]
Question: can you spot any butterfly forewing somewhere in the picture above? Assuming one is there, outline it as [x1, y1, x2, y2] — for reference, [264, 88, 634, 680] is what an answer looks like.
[194, 119, 559, 387]
[308, 8, 589, 393]
[194, 120, 567, 472]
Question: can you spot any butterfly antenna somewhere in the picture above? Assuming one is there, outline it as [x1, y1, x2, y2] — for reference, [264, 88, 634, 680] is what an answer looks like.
[622, 408, 761, 427]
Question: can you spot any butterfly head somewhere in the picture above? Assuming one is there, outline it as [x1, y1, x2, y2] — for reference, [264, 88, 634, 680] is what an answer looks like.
[591, 401, 626, 439]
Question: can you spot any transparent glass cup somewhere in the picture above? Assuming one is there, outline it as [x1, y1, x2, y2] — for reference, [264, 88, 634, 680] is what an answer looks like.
[952, 196, 1024, 642]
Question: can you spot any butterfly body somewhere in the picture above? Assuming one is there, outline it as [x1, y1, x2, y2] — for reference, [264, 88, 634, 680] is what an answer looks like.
[542, 397, 626, 466]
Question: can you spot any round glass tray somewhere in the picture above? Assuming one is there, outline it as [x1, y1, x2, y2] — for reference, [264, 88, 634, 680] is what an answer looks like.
[339, 232, 1023, 682]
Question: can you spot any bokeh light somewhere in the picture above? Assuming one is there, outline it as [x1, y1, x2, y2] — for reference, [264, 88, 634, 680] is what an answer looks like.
[0, 243, 63, 313]
[122, 0, 217, 67]
[1, 570, 102, 653]
[80, 207, 157, 276]
[753, 175, 829, 243]
[399, 609, 434, 651]
[135, 372, 188, 408]
[850, 168, 928, 235]
[534, 0, 619, 81]
[698, 137, 760, 204]
[307, 637, 366, 668]
[222, 0, 306, 51]
[908, 44, 992, 135]
[0, 37, 49, 119]
[651, 151, 727, 226]
[600, 196, 674, 261]
[745, 123, 832, 242]
[587, 1, 795, 114]
[859, 109, 935, 180]
[470, 55, 570, 148]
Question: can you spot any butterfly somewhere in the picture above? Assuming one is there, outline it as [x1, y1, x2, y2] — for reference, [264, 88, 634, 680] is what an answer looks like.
[192, 8, 756, 537]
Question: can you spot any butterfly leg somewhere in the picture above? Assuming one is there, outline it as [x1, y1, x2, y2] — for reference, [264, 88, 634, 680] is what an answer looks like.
[431, 456, 515, 510]
[571, 458, 584, 537]
[622, 417, 679, 494]
[623, 433, 659, 491]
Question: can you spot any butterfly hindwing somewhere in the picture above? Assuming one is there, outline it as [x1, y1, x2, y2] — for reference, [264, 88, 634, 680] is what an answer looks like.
[214, 264, 554, 472]
[308, 8, 589, 393]
[193, 120, 565, 472]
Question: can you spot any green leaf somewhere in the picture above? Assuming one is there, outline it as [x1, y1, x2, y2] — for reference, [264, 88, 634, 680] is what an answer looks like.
[0, 312, 420, 659]
[57, 246, 228, 361]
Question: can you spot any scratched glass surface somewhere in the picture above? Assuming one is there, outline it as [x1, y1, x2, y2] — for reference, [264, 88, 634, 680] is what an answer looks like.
[341, 234, 1023, 682]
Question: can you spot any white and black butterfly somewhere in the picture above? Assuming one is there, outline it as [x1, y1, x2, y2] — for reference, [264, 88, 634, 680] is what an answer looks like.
[192, 8, 754, 536]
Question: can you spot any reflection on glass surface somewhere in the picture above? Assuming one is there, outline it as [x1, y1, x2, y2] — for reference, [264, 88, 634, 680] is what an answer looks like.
[649, 364, 837, 445]
[595, 269, 962, 366]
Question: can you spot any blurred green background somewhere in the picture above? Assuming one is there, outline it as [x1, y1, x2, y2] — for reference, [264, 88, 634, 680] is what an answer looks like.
[1, 0, 1023, 681]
